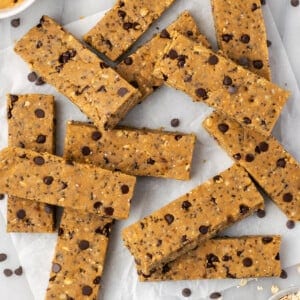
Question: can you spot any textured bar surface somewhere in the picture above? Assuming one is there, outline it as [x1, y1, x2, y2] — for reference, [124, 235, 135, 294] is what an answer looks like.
[212, 0, 271, 80]
[203, 111, 300, 221]
[122, 165, 264, 274]
[14, 16, 141, 130]
[64, 122, 196, 180]
[46, 208, 113, 299]
[153, 33, 289, 134]
[117, 11, 211, 100]
[84, 0, 176, 61]
[0, 147, 136, 219]
[7, 94, 55, 233]
[139, 236, 281, 281]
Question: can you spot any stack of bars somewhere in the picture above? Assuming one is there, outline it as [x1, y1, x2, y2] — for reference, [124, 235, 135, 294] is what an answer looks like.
[0, 0, 299, 299]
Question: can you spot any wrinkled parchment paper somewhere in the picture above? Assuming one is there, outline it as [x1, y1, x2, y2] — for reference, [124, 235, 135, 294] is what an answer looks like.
[0, 1, 299, 299]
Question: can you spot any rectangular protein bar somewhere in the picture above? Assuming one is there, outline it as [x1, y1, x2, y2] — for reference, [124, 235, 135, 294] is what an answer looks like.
[211, 0, 271, 80]
[139, 236, 281, 281]
[64, 121, 196, 180]
[7, 94, 55, 233]
[0, 147, 136, 220]
[122, 164, 264, 275]
[46, 208, 113, 299]
[83, 0, 176, 61]
[14, 16, 141, 130]
[153, 33, 289, 134]
[203, 111, 300, 221]
[116, 11, 211, 100]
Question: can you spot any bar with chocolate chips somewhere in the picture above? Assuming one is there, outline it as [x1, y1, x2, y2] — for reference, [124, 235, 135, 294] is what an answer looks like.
[46, 208, 113, 299]
[122, 164, 264, 275]
[203, 111, 300, 221]
[117, 11, 211, 100]
[14, 16, 141, 130]
[7, 94, 55, 233]
[84, 0, 176, 61]
[139, 236, 281, 281]
[64, 121, 196, 181]
[211, 0, 271, 80]
[153, 32, 289, 134]
[0, 147, 136, 220]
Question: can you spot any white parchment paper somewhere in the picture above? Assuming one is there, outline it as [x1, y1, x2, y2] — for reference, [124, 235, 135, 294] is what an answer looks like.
[0, 1, 299, 299]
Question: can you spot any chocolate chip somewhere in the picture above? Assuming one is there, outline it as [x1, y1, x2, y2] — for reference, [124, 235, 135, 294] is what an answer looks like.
[286, 220, 295, 229]
[184, 74, 192, 82]
[243, 257, 253, 267]
[91, 131, 102, 141]
[175, 134, 182, 141]
[162, 264, 170, 273]
[199, 225, 209, 234]
[13, 266, 22, 276]
[93, 202, 102, 209]
[168, 49, 178, 59]
[164, 214, 174, 225]
[291, 0, 299, 6]
[206, 253, 220, 268]
[36, 134, 46, 144]
[93, 276, 101, 284]
[262, 236, 273, 244]
[208, 55, 219, 65]
[100, 62, 109, 69]
[222, 255, 231, 261]
[280, 269, 288, 279]
[243, 117, 252, 124]
[118, 10, 126, 18]
[257, 209, 266, 218]
[58, 227, 64, 236]
[240, 204, 249, 215]
[44, 204, 53, 214]
[283, 193, 293, 202]
[123, 22, 133, 30]
[210, 292, 222, 299]
[36, 41, 43, 48]
[177, 55, 187, 68]
[238, 56, 250, 67]
[182, 288, 192, 297]
[186, 30, 193, 37]
[11, 18, 20, 28]
[147, 158, 155, 165]
[4, 269, 13, 277]
[276, 158, 286, 168]
[245, 153, 255, 162]
[223, 76, 232, 86]
[267, 40, 272, 47]
[222, 34, 233, 42]
[43, 176, 54, 185]
[35, 77, 45, 86]
[104, 207, 114, 216]
[182, 200, 192, 210]
[130, 80, 139, 88]
[259, 141, 269, 152]
[160, 29, 170, 39]
[0, 253, 7, 262]
[33, 156, 45, 165]
[275, 252, 280, 260]
[213, 175, 222, 182]
[228, 85, 238, 94]
[16, 209, 26, 219]
[0, 194, 5, 200]
[240, 34, 250, 44]
[79, 240, 90, 250]
[81, 146, 91, 156]
[251, 3, 259, 11]
[124, 57, 133, 65]
[171, 118, 180, 127]
[118, 87, 129, 97]
[233, 153, 242, 160]
[35, 109, 45, 118]
[27, 72, 38, 82]
[218, 123, 229, 133]
[82, 285, 93, 296]
[195, 88, 208, 99]
[95, 223, 112, 237]
[52, 263, 61, 273]
[253, 60, 263, 69]
[121, 184, 129, 194]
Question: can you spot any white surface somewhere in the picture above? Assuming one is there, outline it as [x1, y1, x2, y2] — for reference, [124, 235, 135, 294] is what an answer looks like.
[0, 1, 299, 300]
[0, 0, 36, 19]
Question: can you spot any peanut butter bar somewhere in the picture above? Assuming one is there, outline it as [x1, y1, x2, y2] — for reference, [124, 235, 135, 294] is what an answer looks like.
[64, 121, 196, 180]
[84, 0, 176, 61]
[117, 11, 211, 100]
[139, 236, 281, 281]
[203, 111, 300, 221]
[0, 147, 136, 219]
[7, 94, 55, 233]
[46, 208, 113, 299]
[14, 16, 141, 130]
[153, 33, 289, 134]
[122, 164, 264, 275]
[211, 0, 271, 80]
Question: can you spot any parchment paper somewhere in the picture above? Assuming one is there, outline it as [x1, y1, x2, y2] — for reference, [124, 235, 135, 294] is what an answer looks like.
[0, 1, 299, 299]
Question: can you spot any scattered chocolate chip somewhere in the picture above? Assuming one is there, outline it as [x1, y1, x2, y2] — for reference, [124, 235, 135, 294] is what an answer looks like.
[283, 193, 293, 203]
[156, 239, 162, 247]
[257, 209, 266, 218]
[251, 3, 259, 11]
[213, 175, 222, 182]
[35, 77, 45, 86]
[240, 34, 250, 44]
[280, 269, 288, 279]
[36, 134, 46, 144]
[27, 72, 38, 82]
[118, 87, 129, 97]
[218, 123, 229, 133]
[259, 141, 269, 152]
[44, 204, 53, 214]
[275, 252, 280, 260]
[177, 55, 186, 68]
[243, 117, 252, 124]
[93, 202, 102, 209]
[16, 209, 26, 219]
[164, 214, 174, 225]
[223, 76, 233, 86]
[4, 269, 13, 277]
[208, 55, 219, 65]
[52, 263, 61, 273]
[222, 255, 231, 261]
[182, 200, 192, 210]
[195, 88, 208, 99]
[276, 158, 286, 168]
[36, 40, 43, 48]
[93, 276, 101, 284]
[81, 146, 91, 156]
[210, 292, 222, 299]
[233, 153, 242, 160]
[206, 253, 220, 268]
[238, 56, 250, 67]
[199, 225, 209, 234]
[168, 49, 178, 59]
[121, 184, 129, 194]
[33, 156, 45, 165]
[79, 240, 90, 250]
[146, 253, 153, 259]
[182, 288, 192, 297]
[124, 57, 133, 65]
[262, 236, 273, 244]
[35, 108, 45, 118]
[58, 227, 64, 236]
[253, 60, 264, 69]
[43, 176, 54, 185]
[243, 257, 253, 267]
[222, 34, 233, 42]
[0, 253, 7, 262]
[82, 285, 93, 296]
[13, 266, 23, 276]
[160, 29, 170, 39]
[104, 207, 114, 216]
[130, 80, 139, 88]
[170, 118, 180, 127]
[175, 134, 182, 141]
[118, 9, 126, 18]
[11, 18, 20, 28]
[240, 204, 249, 215]
[291, 0, 299, 6]
[95, 223, 112, 237]
[267, 40, 272, 47]
[286, 220, 295, 229]
[0, 194, 5, 200]
[90, 131, 102, 142]
[162, 264, 170, 274]
[245, 153, 255, 162]
[147, 158, 155, 165]
[123, 22, 133, 30]
[186, 30, 193, 37]
[100, 62, 109, 69]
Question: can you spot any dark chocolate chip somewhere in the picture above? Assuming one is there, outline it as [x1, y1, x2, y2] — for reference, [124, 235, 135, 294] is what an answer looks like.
[222, 34, 233, 42]
[36, 134, 46, 144]
[223, 76, 232, 86]
[218, 123, 229, 133]
[276, 158, 286, 168]
[175, 134, 182, 141]
[0, 253, 7, 262]
[100, 62, 109, 69]
[253, 60, 264, 69]
[95, 223, 112, 237]
[238, 56, 250, 67]
[182, 200, 192, 210]
[156, 239, 162, 246]
[240, 204, 249, 215]
[208, 55, 219, 65]
[79, 240, 90, 250]
[52, 263, 61, 273]
[275, 252, 280, 260]
[33, 156, 45, 165]
[245, 153, 255, 162]
[177, 55, 186, 68]
[132, 22, 140, 30]
[91, 131, 102, 141]
[93, 202, 102, 209]
[121, 184, 129, 194]
[44, 204, 53, 214]
[267, 40, 272, 47]
[81, 146, 91, 156]
[164, 214, 174, 225]
[0, 194, 5, 200]
[240, 34, 250, 44]
[104, 207, 114, 216]
[35, 109, 45, 118]
[146, 253, 153, 259]
[222, 255, 231, 262]
[291, 0, 299, 6]
[147, 158, 155, 165]
[251, 3, 259, 11]
[213, 175, 222, 182]
[160, 29, 170, 39]
[118, 87, 129, 97]
[118, 9, 126, 18]
[233, 153, 241, 160]
[195, 88, 208, 99]
[259, 141, 269, 152]
[280, 269, 288, 279]
[186, 30, 193, 37]
[130, 80, 139, 88]
[182, 288, 192, 297]
[27, 72, 38, 82]
[210, 292, 222, 299]
[35, 77, 45, 86]
[242, 257, 253, 267]
[286, 220, 295, 229]
[11, 18, 20, 28]
[162, 264, 170, 274]
[4, 269, 13, 277]
[123, 22, 133, 30]
[243, 117, 252, 124]
[43, 176, 54, 185]
[93, 276, 101, 284]
[206, 253, 220, 268]
[171, 118, 180, 127]
[262, 236, 273, 244]
[124, 57, 133, 65]
[168, 49, 178, 59]
[199, 225, 209, 234]
[58, 227, 64, 236]
[82, 285, 93, 296]
[257, 209, 266, 218]
[283, 193, 293, 202]
[36, 40, 43, 48]
[16, 209, 26, 219]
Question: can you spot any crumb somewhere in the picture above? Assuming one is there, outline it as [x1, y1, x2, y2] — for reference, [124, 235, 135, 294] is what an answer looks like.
[239, 279, 248, 287]
[257, 286, 263, 291]
[271, 285, 280, 294]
